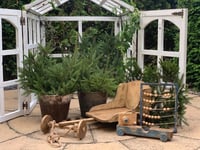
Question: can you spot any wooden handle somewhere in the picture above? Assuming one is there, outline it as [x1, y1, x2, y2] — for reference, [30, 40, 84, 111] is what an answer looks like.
[58, 118, 94, 127]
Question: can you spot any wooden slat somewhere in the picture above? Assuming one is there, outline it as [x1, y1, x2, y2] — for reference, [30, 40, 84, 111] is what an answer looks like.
[86, 107, 130, 123]
[43, 16, 118, 22]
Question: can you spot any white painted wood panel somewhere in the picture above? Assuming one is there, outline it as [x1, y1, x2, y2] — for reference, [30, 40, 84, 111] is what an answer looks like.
[0, 9, 24, 122]
[138, 9, 188, 84]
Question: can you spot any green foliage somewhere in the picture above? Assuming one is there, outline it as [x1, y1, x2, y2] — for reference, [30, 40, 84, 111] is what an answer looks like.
[124, 58, 142, 81]
[19, 44, 79, 96]
[77, 32, 125, 83]
[19, 44, 54, 95]
[45, 21, 79, 53]
[0, 0, 31, 9]
[159, 59, 179, 82]
[160, 60, 190, 126]
[119, 7, 140, 52]
[178, 0, 200, 91]
[142, 65, 160, 83]
[46, 0, 114, 53]
[45, 1, 140, 85]
[78, 68, 118, 96]
[176, 75, 190, 126]
[133, 0, 176, 10]
[76, 44, 118, 97]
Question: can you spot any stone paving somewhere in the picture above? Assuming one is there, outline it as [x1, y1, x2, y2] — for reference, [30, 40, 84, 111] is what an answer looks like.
[0, 94, 200, 150]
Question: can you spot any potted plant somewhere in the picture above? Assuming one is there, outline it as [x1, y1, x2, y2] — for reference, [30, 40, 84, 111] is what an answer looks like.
[19, 44, 80, 122]
[77, 68, 118, 117]
[75, 47, 118, 117]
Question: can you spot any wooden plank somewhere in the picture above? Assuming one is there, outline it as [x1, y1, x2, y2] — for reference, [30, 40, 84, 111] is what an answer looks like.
[86, 107, 130, 123]
[118, 112, 138, 126]
[43, 16, 118, 22]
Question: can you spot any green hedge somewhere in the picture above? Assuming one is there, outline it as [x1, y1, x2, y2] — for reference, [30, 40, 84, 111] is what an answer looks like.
[178, 0, 200, 91]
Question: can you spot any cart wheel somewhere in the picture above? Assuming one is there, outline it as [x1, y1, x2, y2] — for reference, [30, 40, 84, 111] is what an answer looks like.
[77, 120, 87, 140]
[116, 127, 124, 136]
[41, 115, 53, 134]
[160, 133, 168, 142]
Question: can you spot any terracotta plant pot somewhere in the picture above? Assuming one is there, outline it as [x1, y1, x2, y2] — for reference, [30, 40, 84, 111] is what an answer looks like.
[78, 92, 107, 117]
[39, 95, 71, 122]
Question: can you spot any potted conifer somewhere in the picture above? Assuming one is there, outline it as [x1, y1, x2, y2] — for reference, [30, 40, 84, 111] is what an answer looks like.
[19, 44, 80, 122]
[77, 67, 117, 118]
[76, 45, 118, 117]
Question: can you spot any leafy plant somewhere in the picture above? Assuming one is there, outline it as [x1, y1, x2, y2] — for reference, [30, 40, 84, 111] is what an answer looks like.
[176, 75, 190, 126]
[119, 6, 140, 52]
[78, 68, 118, 96]
[19, 44, 79, 97]
[78, 32, 125, 84]
[178, 1, 200, 91]
[159, 59, 179, 82]
[75, 47, 118, 97]
[142, 65, 160, 83]
[124, 57, 142, 82]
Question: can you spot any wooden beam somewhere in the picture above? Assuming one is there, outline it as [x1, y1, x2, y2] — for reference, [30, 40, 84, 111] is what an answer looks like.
[90, 0, 122, 15]
[100, 0, 107, 5]
[24, 0, 46, 10]
[111, 0, 134, 12]
[43, 16, 118, 22]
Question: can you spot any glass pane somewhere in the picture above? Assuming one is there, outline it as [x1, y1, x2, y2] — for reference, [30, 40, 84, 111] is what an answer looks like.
[2, 19, 16, 50]
[3, 55, 17, 81]
[4, 85, 18, 113]
[144, 20, 158, 50]
[164, 20, 180, 51]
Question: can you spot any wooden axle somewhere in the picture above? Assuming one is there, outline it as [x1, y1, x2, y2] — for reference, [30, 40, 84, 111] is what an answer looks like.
[41, 115, 95, 140]
[58, 117, 94, 127]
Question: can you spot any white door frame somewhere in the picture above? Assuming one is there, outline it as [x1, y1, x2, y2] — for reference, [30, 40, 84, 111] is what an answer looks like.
[0, 9, 41, 122]
[0, 9, 25, 122]
[21, 11, 43, 115]
[137, 9, 188, 84]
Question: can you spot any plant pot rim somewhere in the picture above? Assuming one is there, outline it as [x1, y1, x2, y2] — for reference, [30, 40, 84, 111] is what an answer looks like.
[38, 94, 72, 103]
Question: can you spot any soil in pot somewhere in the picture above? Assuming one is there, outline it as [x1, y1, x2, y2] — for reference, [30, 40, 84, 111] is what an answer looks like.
[39, 95, 71, 122]
[78, 92, 107, 118]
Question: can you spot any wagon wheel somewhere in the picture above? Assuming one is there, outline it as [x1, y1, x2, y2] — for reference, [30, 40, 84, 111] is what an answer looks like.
[41, 115, 53, 134]
[77, 120, 87, 140]
[116, 127, 124, 136]
[160, 133, 168, 142]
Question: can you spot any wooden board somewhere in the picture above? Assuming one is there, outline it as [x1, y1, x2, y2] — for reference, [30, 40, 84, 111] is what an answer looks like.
[116, 125, 173, 142]
[118, 112, 138, 126]
[86, 107, 130, 123]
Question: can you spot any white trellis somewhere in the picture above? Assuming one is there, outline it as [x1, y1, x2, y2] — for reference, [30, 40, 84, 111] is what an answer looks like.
[0, 9, 24, 122]
[137, 9, 188, 84]
[24, 0, 134, 15]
